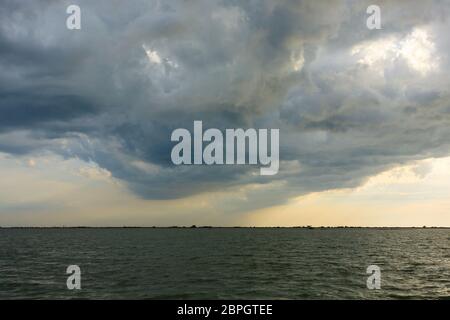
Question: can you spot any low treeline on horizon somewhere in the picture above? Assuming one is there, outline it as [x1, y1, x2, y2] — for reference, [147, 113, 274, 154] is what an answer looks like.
[0, 226, 448, 229]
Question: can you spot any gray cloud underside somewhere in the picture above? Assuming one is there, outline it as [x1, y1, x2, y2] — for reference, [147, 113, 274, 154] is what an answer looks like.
[1, 0, 450, 211]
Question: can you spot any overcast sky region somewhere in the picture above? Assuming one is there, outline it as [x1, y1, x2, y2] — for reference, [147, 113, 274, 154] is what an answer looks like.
[1, 0, 450, 226]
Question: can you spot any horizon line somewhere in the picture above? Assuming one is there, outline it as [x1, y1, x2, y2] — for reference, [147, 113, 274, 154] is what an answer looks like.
[1, 226, 449, 229]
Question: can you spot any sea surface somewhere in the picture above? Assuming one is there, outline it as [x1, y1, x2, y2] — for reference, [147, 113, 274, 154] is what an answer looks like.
[0, 228, 449, 299]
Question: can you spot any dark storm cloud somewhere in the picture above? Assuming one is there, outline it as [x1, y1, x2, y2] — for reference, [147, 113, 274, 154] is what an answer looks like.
[1, 0, 450, 209]
[0, 92, 96, 129]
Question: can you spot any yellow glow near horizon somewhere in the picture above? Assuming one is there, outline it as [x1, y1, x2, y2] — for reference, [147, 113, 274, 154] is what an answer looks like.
[1, 153, 450, 227]
[241, 157, 450, 227]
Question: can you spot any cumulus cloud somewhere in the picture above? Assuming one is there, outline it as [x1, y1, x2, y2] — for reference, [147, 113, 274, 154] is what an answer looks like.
[1, 0, 450, 213]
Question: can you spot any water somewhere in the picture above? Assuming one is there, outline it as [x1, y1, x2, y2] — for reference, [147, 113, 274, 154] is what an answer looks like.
[0, 228, 449, 299]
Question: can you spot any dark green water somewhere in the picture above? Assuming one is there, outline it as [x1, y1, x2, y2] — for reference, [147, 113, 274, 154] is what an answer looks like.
[0, 228, 449, 299]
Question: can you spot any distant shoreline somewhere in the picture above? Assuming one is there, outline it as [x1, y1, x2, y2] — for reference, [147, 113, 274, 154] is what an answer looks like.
[1, 226, 449, 229]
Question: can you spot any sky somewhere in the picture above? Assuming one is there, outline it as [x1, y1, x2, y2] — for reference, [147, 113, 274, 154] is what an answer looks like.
[1, 0, 450, 227]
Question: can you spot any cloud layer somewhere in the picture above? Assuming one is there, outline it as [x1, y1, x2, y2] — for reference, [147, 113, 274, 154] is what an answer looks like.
[1, 0, 450, 213]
